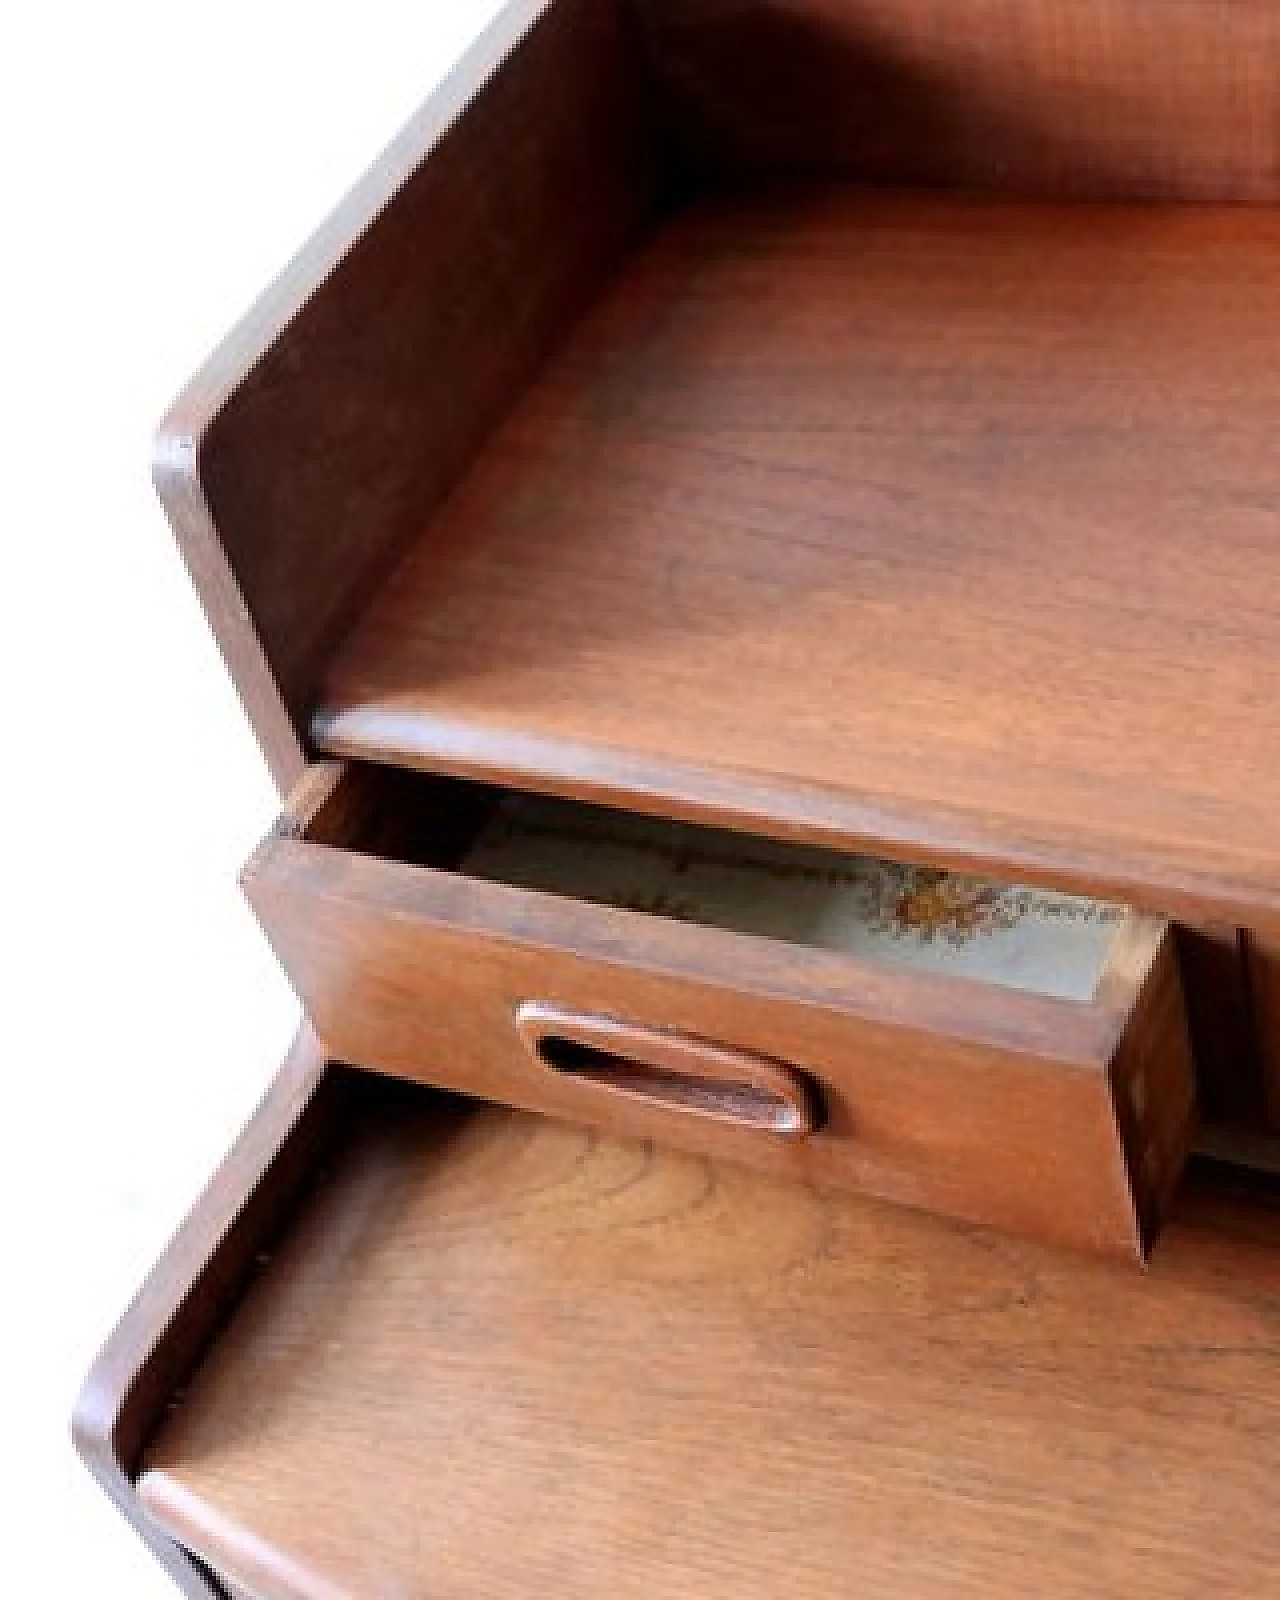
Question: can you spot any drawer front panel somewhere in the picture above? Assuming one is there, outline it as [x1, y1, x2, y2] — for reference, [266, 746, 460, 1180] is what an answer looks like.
[244, 817, 1193, 1260]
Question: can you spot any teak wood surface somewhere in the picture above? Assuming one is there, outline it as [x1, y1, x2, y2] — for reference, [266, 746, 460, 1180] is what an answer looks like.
[137, 1090, 1280, 1600]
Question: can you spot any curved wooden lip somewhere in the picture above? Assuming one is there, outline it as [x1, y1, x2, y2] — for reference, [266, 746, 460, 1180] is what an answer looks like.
[514, 1001, 822, 1135]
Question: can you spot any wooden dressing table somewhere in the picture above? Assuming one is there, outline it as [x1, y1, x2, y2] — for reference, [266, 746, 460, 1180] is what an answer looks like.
[78, 2, 1280, 1593]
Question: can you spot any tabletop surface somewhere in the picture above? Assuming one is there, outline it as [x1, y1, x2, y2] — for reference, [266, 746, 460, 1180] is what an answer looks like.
[141, 1089, 1280, 1600]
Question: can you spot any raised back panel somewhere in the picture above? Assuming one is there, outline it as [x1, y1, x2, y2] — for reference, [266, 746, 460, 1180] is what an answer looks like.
[159, 0, 662, 789]
[631, 0, 1280, 198]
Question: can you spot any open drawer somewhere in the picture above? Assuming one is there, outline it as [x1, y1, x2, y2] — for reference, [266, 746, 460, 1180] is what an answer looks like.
[242, 763, 1196, 1259]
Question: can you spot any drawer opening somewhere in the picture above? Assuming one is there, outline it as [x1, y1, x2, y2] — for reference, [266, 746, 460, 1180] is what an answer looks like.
[299, 763, 1139, 1005]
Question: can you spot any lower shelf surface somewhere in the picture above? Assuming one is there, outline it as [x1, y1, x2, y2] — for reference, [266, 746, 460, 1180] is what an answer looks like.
[139, 1090, 1280, 1600]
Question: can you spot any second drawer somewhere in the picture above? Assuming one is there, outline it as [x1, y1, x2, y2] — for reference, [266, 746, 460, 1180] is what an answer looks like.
[243, 762, 1196, 1259]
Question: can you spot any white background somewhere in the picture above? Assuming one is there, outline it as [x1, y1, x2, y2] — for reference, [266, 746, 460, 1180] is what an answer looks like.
[4, 3, 504, 1591]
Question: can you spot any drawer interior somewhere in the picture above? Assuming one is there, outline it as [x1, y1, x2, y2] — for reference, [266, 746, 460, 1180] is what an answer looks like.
[301, 763, 1140, 1004]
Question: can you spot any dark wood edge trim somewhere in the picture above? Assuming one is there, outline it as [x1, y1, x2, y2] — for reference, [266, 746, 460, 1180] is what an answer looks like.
[1105, 931, 1200, 1263]
[1240, 931, 1280, 1133]
[151, 0, 559, 795]
[71, 1025, 356, 1598]
[1099, 1085, 1147, 1268]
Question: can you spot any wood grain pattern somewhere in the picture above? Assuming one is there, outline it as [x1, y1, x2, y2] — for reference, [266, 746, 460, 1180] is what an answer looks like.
[153, 0, 660, 790]
[138, 1094, 1280, 1600]
[71, 1027, 346, 1600]
[241, 762, 1195, 1258]
[315, 190, 1280, 927]
[631, 0, 1280, 198]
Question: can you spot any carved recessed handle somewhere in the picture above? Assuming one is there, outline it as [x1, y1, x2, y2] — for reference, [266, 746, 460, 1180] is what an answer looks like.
[514, 1002, 820, 1135]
